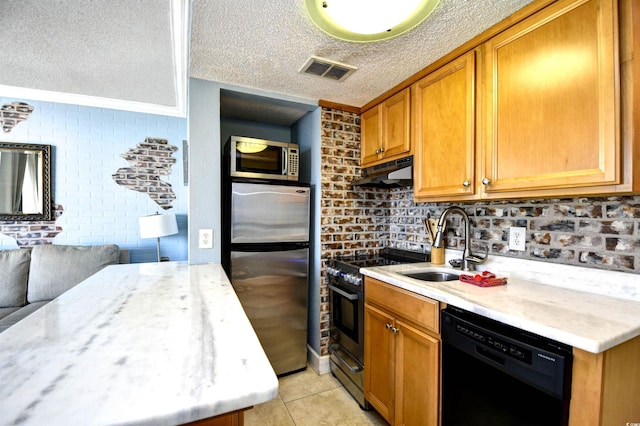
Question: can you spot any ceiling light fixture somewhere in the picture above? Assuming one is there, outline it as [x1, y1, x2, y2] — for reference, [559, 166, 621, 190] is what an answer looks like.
[305, 0, 440, 42]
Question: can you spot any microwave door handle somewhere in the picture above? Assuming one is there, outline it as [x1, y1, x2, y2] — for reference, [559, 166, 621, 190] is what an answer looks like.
[327, 283, 360, 300]
[282, 148, 288, 176]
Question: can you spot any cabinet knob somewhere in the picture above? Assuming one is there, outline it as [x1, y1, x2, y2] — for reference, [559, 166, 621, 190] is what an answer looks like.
[481, 178, 491, 185]
[385, 323, 393, 330]
[391, 327, 400, 334]
[462, 180, 471, 187]
[376, 148, 381, 154]
[380, 147, 385, 153]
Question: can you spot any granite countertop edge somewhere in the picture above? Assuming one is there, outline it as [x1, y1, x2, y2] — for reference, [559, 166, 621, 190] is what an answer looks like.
[0, 262, 279, 426]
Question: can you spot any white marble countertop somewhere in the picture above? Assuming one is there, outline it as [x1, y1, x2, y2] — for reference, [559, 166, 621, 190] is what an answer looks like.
[0, 262, 278, 426]
[361, 250, 640, 354]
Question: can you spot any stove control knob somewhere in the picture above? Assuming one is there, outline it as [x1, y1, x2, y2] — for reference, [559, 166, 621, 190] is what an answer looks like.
[345, 273, 356, 284]
[326, 267, 339, 277]
[353, 276, 363, 286]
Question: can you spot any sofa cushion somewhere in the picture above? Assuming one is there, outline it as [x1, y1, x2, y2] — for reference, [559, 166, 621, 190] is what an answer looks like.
[0, 306, 20, 321]
[0, 248, 30, 307]
[27, 244, 120, 303]
[0, 301, 49, 333]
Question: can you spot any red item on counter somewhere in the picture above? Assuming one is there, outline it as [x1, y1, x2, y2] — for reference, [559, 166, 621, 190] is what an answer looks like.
[459, 271, 508, 287]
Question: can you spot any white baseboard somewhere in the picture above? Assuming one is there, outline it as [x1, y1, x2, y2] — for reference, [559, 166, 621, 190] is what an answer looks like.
[307, 344, 331, 375]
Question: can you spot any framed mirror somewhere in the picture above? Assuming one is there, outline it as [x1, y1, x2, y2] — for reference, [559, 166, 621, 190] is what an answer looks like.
[0, 142, 52, 221]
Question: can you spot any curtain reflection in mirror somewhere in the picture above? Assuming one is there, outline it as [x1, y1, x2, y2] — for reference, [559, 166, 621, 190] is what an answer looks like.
[0, 150, 41, 214]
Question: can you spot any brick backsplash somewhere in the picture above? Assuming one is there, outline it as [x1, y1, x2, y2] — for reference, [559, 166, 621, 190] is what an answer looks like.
[320, 107, 640, 275]
[387, 189, 640, 273]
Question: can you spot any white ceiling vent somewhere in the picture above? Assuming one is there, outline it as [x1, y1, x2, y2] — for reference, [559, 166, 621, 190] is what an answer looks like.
[300, 56, 357, 82]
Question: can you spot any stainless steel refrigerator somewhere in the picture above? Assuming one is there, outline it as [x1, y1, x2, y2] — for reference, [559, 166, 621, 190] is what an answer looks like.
[223, 181, 310, 376]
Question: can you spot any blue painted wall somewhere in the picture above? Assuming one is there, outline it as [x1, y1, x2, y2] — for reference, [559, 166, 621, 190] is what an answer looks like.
[0, 96, 188, 263]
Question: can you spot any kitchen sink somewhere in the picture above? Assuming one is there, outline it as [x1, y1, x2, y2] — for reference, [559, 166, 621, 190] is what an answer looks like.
[401, 271, 460, 282]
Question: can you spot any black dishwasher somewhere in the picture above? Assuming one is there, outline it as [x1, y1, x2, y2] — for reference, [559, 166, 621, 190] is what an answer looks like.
[441, 306, 573, 426]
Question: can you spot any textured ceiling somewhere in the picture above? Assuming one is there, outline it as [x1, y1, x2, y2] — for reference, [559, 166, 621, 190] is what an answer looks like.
[191, 0, 535, 107]
[0, 0, 535, 114]
[0, 0, 187, 116]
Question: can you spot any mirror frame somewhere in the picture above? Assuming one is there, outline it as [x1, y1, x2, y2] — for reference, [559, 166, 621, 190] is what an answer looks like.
[0, 142, 52, 221]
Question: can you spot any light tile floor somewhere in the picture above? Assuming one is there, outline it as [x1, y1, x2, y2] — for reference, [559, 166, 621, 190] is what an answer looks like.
[245, 367, 388, 426]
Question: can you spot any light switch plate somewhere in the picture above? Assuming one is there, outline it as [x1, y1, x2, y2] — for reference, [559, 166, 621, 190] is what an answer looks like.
[508, 227, 526, 251]
[199, 229, 213, 249]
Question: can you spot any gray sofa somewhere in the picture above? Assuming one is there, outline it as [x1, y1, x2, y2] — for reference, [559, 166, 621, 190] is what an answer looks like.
[0, 244, 121, 333]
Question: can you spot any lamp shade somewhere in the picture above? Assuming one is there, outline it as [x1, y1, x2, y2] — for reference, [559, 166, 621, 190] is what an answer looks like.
[139, 213, 178, 239]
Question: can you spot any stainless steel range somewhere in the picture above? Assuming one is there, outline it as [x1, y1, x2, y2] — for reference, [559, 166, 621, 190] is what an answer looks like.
[326, 248, 429, 409]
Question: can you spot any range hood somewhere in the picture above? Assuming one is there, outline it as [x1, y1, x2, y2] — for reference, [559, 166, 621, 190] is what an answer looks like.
[352, 156, 413, 188]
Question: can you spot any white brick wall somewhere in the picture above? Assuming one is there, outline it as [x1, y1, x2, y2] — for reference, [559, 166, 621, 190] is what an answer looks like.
[0, 97, 188, 263]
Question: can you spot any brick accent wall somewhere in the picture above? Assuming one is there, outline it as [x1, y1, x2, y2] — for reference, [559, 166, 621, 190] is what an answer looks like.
[319, 107, 388, 355]
[0, 204, 64, 247]
[1, 101, 33, 133]
[0, 96, 188, 262]
[112, 137, 178, 210]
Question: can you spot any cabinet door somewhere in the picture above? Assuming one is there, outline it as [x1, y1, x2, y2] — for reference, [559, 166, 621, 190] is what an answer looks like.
[361, 106, 382, 166]
[413, 51, 476, 200]
[381, 88, 411, 159]
[482, 0, 618, 195]
[394, 319, 440, 426]
[364, 304, 395, 423]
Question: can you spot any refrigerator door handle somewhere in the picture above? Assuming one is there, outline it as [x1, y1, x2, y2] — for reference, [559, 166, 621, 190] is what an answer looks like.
[328, 283, 360, 301]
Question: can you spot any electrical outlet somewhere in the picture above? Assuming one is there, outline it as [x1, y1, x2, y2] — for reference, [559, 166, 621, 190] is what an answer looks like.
[508, 227, 526, 251]
[199, 229, 213, 249]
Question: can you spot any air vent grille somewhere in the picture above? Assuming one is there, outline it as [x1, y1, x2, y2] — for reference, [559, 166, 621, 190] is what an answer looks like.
[300, 56, 357, 82]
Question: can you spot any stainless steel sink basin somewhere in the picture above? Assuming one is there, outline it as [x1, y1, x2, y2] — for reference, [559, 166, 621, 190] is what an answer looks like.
[401, 271, 460, 282]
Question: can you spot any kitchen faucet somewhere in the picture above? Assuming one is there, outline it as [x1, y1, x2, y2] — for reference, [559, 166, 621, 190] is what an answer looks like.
[432, 206, 487, 271]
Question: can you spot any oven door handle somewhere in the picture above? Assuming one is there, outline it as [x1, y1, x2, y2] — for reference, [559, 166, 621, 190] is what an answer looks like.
[328, 283, 360, 300]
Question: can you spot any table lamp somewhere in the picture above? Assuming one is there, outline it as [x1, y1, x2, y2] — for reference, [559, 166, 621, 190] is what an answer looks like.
[139, 213, 178, 262]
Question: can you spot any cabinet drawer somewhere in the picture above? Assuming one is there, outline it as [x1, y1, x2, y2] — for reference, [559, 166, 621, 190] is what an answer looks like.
[365, 278, 439, 333]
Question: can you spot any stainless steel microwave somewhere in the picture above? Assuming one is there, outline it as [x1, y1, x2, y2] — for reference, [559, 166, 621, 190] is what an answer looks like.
[227, 136, 299, 181]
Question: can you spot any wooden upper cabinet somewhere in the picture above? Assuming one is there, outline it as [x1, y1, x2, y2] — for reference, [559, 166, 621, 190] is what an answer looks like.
[481, 0, 619, 196]
[360, 88, 411, 167]
[413, 51, 476, 200]
[361, 106, 382, 165]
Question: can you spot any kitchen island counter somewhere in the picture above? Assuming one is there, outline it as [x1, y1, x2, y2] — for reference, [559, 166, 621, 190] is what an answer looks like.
[0, 262, 278, 426]
[361, 253, 640, 354]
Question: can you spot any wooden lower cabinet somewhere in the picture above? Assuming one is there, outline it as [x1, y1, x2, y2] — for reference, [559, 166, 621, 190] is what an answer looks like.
[394, 318, 440, 426]
[569, 335, 640, 426]
[364, 278, 440, 426]
[182, 409, 246, 426]
[364, 304, 396, 421]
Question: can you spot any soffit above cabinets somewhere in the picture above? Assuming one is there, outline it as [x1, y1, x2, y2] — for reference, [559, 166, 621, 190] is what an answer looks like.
[220, 91, 316, 126]
[0, 0, 188, 117]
